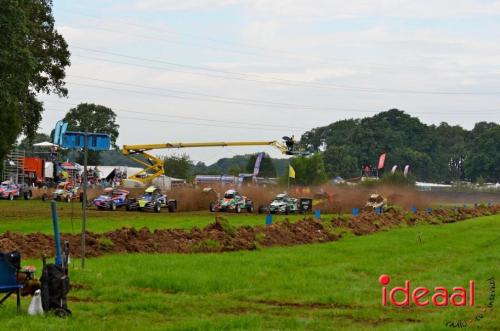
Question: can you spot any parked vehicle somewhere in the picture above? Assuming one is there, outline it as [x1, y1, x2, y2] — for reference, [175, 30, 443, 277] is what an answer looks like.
[209, 189, 254, 213]
[127, 186, 176, 213]
[0, 181, 32, 200]
[93, 188, 130, 211]
[42, 182, 82, 203]
[259, 193, 299, 214]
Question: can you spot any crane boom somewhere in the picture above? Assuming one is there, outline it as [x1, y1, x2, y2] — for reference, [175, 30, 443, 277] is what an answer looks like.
[122, 139, 296, 183]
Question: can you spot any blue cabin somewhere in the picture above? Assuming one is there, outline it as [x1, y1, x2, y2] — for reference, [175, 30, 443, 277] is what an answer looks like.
[61, 132, 111, 151]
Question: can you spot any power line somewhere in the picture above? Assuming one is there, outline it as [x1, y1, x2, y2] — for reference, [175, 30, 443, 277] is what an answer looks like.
[43, 99, 310, 130]
[60, 9, 494, 74]
[71, 46, 500, 96]
[44, 107, 303, 133]
[64, 78, 499, 115]
[67, 74, 376, 112]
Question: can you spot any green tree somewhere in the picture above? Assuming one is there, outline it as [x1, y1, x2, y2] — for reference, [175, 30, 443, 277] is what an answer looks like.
[464, 122, 500, 182]
[57, 103, 119, 164]
[0, 0, 70, 162]
[245, 153, 277, 177]
[289, 153, 328, 186]
[323, 145, 359, 179]
[164, 153, 194, 180]
[17, 132, 50, 151]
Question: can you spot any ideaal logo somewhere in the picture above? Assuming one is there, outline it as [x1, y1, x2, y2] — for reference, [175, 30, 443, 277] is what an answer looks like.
[378, 274, 475, 307]
[378, 275, 496, 328]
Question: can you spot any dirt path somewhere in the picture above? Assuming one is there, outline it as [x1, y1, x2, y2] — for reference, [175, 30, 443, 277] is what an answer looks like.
[1, 205, 498, 259]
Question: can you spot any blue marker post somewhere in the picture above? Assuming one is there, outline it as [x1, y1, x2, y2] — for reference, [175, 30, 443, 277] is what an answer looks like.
[411, 206, 417, 213]
[427, 207, 433, 214]
[315, 209, 321, 220]
[352, 208, 359, 217]
[51, 201, 63, 267]
[265, 214, 272, 226]
[375, 207, 382, 215]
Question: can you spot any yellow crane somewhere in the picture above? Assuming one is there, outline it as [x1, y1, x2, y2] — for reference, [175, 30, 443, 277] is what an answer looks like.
[122, 137, 301, 183]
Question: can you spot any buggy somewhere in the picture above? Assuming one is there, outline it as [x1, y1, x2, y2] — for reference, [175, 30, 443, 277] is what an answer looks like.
[93, 188, 130, 211]
[127, 186, 176, 213]
[209, 189, 254, 213]
[259, 193, 299, 214]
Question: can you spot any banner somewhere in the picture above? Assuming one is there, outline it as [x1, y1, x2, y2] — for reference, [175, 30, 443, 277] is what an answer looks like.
[253, 152, 264, 176]
[289, 165, 296, 179]
[378, 153, 387, 169]
[391, 165, 398, 174]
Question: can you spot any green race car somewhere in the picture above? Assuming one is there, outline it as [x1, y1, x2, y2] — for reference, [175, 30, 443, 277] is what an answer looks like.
[209, 189, 254, 213]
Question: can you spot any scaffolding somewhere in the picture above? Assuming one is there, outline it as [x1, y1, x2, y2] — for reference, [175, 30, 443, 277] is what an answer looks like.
[2, 149, 25, 184]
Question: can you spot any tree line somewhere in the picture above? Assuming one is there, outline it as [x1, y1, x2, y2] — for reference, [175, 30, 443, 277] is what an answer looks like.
[300, 109, 500, 183]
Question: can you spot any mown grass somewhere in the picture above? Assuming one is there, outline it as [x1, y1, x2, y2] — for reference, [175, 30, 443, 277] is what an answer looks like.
[0, 215, 498, 330]
[0, 200, 331, 234]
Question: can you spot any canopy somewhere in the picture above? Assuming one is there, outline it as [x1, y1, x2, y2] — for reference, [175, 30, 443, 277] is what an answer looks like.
[33, 141, 58, 148]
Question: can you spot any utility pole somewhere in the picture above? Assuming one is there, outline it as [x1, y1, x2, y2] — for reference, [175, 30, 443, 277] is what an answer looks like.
[81, 131, 88, 269]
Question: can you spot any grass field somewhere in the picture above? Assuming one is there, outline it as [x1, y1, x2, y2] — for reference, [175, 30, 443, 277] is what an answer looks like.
[0, 211, 498, 330]
[0, 200, 328, 234]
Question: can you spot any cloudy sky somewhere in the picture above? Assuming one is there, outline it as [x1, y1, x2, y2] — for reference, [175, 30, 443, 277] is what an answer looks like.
[39, 0, 500, 163]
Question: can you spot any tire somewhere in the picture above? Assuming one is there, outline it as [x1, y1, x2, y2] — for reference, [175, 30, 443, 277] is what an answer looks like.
[247, 203, 254, 213]
[110, 201, 117, 211]
[235, 204, 241, 213]
[8, 194, 14, 201]
[209, 202, 216, 212]
[66, 196, 71, 203]
[42, 193, 48, 201]
[285, 206, 290, 215]
[126, 203, 131, 211]
[23, 191, 32, 200]
[79, 192, 84, 203]
[154, 203, 161, 213]
[168, 202, 176, 213]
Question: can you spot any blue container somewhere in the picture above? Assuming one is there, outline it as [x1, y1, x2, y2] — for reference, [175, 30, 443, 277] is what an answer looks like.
[265, 214, 272, 226]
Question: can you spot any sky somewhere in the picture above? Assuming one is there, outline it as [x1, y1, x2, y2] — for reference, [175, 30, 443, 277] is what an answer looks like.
[39, 0, 500, 164]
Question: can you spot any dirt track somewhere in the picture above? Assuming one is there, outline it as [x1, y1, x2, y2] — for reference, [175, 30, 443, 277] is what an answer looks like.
[1, 205, 498, 259]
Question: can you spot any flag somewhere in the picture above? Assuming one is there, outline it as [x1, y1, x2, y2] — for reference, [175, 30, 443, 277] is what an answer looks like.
[404, 165, 410, 177]
[253, 152, 264, 176]
[378, 153, 387, 169]
[289, 165, 296, 179]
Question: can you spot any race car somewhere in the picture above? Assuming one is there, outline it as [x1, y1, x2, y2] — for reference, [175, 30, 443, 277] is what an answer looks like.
[93, 188, 130, 211]
[127, 186, 176, 213]
[0, 181, 21, 200]
[259, 193, 300, 214]
[209, 189, 254, 213]
[42, 181, 82, 203]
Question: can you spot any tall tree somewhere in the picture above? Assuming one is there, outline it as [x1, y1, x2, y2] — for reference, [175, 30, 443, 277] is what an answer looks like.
[289, 153, 328, 186]
[464, 122, 500, 182]
[0, 0, 70, 161]
[163, 153, 193, 179]
[58, 103, 119, 164]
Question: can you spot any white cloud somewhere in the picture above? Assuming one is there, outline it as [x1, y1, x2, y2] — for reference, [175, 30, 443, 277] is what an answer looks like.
[128, 0, 500, 19]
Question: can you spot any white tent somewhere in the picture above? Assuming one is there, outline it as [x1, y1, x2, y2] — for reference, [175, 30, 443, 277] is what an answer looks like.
[33, 141, 58, 148]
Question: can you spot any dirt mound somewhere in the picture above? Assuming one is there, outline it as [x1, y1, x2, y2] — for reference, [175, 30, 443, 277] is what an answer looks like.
[2, 205, 498, 259]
